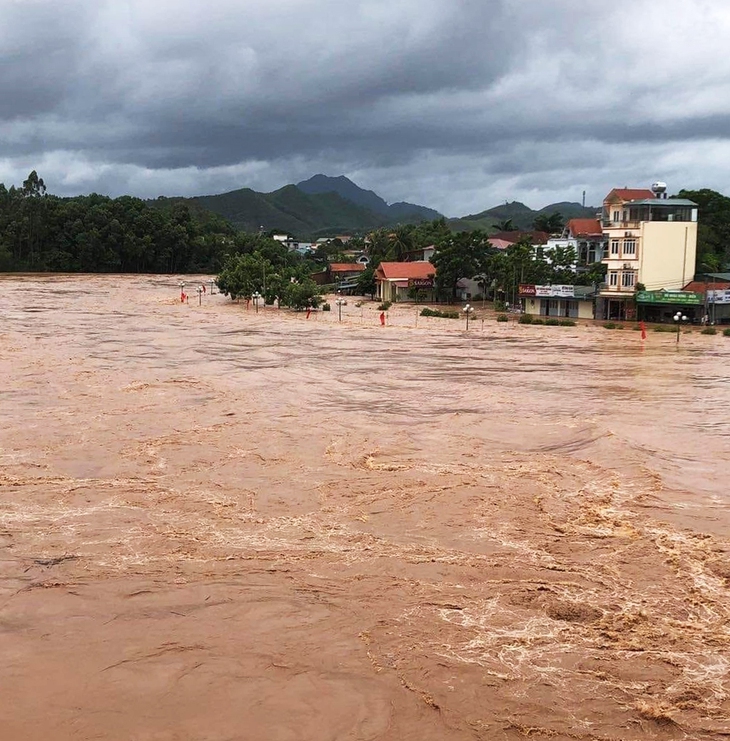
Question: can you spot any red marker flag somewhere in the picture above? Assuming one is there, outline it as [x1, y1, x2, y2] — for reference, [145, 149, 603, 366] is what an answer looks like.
[380, 312, 386, 326]
[306, 308, 311, 319]
[640, 320, 646, 340]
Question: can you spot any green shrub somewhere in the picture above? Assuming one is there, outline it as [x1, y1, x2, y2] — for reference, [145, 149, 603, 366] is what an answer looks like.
[377, 301, 392, 311]
[603, 322, 616, 329]
[559, 319, 576, 326]
[496, 314, 509, 322]
[545, 318, 560, 326]
[615, 324, 624, 330]
[322, 302, 331, 311]
[724, 328, 730, 337]
[420, 307, 458, 319]
[518, 314, 533, 324]
[653, 325, 674, 332]
[532, 318, 545, 325]
[701, 327, 717, 335]
[494, 300, 507, 312]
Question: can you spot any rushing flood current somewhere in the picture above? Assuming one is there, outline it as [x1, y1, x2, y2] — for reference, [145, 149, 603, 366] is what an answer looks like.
[1, 274, 729, 740]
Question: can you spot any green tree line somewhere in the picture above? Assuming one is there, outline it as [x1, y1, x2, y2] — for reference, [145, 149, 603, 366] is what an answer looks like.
[215, 236, 323, 309]
[677, 189, 730, 273]
[0, 171, 239, 273]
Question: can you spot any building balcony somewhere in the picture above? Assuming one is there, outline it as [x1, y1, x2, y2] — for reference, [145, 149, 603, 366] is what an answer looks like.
[602, 220, 642, 230]
[600, 285, 636, 296]
[602, 257, 639, 266]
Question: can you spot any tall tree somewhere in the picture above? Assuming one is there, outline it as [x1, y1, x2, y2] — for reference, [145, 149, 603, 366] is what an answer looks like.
[677, 189, 730, 271]
[387, 225, 414, 260]
[533, 212, 564, 235]
[431, 230, 490, 300]
[355, 266, 377, 299]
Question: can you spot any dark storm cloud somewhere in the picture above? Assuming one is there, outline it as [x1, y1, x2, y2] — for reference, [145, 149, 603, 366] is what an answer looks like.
[2, 0, 730, 213]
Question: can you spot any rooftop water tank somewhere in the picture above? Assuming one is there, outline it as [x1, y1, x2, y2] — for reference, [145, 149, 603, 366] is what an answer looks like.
[651, 182, 667, 198]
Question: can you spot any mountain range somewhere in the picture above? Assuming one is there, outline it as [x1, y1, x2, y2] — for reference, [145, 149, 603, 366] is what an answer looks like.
[151, 175, 597, 238]
[448, 200, 599, 232]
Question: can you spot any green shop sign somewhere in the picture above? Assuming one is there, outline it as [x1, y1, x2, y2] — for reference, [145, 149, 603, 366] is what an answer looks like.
[636, 290, 702, 305]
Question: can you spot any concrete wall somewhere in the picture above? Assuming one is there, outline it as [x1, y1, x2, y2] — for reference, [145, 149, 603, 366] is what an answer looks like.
[577, 301, 594, 319]
[524, 298, 539, 314]
[640, 221, 697, 292]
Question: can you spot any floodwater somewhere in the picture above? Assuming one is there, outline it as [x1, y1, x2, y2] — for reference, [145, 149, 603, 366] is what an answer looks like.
[1, 274, 729, 741]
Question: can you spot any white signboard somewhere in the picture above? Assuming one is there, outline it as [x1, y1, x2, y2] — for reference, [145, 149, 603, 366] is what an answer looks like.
[535, 284, 575, 298]
[708, 289, 730, 304]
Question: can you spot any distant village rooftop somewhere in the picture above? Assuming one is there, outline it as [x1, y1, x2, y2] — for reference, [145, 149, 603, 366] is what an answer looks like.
[567, 218, 603, 237]
[329, 263, 365, 273]
[376, 262, 436, 280]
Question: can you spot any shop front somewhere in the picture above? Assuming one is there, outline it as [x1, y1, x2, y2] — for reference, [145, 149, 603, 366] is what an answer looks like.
[519, 285, 595, 319]
[635, 290, 703, 323]
[707, 289, 730, 325]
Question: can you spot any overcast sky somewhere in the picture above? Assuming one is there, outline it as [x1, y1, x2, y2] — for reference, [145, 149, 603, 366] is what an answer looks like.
[2, 0, 730, 215]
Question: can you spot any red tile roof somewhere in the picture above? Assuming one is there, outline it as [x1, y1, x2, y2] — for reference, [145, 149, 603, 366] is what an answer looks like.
[568, 218, 603, 237]
[682, 280, 730, 294]
[376, 262, 436, 280]
[606, 188, 656, 202]
[487, 238, 514, 250]
[329, 263, 366, 273]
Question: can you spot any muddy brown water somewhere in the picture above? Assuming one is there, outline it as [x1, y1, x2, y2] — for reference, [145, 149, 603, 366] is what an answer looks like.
[1, 274, 729, 740]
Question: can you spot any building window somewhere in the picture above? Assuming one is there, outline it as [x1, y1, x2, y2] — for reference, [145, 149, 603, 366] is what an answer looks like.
[623, 239, 636, 256]
[612, 210, 620, 222]
[611, 240, 619, 256]
[621, 271, 636, 288]
[609, 271, 618, 286]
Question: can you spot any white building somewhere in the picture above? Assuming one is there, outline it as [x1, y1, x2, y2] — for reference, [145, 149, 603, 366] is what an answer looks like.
[542, 218, 606, 270]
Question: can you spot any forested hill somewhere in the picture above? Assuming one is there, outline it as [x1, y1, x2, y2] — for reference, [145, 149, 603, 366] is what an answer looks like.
[296, 174, 442, 223]
[0, 172, 237, 273]
[152, 176, 593, 238]
[155, 179, 441, 237]
[173, 185, 385, 236]
[448, 201, 599, 232]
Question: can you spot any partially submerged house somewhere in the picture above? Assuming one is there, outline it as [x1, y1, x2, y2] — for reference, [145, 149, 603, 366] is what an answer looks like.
[375, 261, 436, 303]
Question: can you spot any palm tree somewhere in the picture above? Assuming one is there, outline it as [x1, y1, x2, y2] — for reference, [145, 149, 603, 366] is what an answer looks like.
[387, 226, 414, 260]
[533, 212, 564, 235]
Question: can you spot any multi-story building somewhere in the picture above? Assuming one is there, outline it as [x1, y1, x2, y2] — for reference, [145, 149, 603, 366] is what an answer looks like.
[598, 183, 698, 320]
[543, 218, 606, 271]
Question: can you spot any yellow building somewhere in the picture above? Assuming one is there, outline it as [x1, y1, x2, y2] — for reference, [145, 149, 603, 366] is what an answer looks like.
[599, 184, 698, 320]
